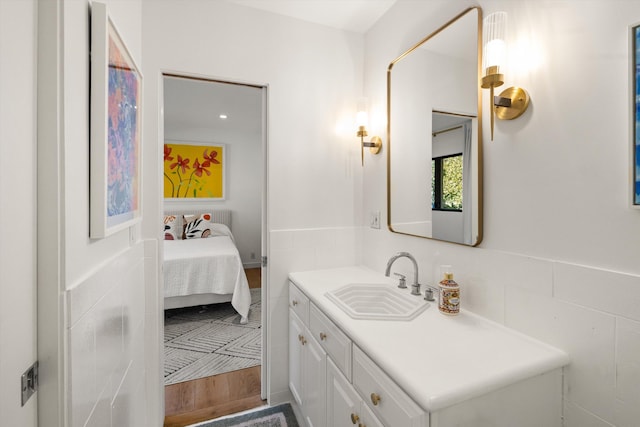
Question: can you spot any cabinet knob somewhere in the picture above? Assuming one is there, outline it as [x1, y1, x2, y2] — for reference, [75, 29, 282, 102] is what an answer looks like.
[319, 332, 327, 341]
[292, 300, 298, 306]
[298, 334, 303, 342]
[370, 392, 381, 406]
[301, 337, 307, 345]
[350, 413, 359, 424]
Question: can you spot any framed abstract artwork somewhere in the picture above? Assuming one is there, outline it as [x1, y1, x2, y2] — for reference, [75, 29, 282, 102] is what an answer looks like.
[90, 2, 143, 237]
[632, 22, 640, 207]
[163, 142, 226, 200]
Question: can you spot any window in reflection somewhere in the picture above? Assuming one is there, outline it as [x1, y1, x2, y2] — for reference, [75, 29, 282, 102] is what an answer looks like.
[432, 153, 463, 211]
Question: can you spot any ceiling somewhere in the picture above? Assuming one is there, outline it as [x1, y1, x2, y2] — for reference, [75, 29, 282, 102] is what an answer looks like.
[225, 0, 397, 33]
[164, 76, 263, 142]
[164, 1, 399, 138]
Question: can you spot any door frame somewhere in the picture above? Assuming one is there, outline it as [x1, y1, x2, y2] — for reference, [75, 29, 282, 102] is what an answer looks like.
[158, 70, 270, 401]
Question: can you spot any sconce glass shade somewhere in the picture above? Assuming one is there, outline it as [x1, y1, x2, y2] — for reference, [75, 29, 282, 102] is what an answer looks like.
[354, 103, 380, 165]
[356, 110, 369, 128]
[482, 11, 507, 141]
[482, 12, 507, 72]
[480, 11, 530, 141]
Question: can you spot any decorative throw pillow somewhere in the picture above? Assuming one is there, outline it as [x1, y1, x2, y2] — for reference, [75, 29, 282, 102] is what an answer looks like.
[183, 213, 213, 239]
[163, 215, 180, 240]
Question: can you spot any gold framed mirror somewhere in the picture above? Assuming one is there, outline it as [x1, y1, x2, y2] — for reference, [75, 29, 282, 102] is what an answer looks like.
[387, 7, 483, 246]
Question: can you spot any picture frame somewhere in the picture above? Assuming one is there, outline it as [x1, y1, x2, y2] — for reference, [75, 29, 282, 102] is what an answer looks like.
[90, 2, 143, 237]
[632, 22, 640, 208]
[163, 141, 226, 200]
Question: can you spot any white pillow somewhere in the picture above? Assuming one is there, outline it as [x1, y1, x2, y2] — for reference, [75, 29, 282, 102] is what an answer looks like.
[209, 223, 234, 241]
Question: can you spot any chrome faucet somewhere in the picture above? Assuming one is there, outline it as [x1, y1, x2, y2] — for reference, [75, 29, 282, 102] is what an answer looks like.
[385, 252, 421, 296]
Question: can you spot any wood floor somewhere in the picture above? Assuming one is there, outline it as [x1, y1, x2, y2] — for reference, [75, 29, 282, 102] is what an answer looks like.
[245, 267, 261, 289]
[164, 268, 263, 427]
[164, 366, 265, 427]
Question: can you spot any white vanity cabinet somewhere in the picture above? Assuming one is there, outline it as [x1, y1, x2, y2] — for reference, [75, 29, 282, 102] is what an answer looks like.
[289, 285, 327, 427]
[289, 268, 570, 427]
[289, 281, 427, 427]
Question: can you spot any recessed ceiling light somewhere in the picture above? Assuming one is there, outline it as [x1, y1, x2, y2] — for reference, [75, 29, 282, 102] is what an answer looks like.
[219, 114, 228, 119]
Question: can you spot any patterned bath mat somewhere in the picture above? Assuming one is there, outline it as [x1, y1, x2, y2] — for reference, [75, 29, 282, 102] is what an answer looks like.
[188, 403, 299, 427]
[164, 288, 261, 385]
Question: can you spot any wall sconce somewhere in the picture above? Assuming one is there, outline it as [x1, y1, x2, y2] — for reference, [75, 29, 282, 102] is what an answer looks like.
[481, 11, 530, 141]
[356, 108, 381, 166]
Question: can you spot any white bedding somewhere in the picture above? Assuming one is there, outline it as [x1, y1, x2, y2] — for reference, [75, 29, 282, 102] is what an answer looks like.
[163, 234, 251, 323]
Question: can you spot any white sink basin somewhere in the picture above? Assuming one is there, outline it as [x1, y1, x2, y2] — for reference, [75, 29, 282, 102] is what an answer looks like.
[325, 283, 429, 321]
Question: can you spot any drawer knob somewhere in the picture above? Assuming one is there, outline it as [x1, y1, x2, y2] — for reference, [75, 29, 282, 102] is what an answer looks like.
[292, 300, 298, 306]
[370, 392, 381, 406]
[350, 413, 359, 424]
[298, 334, 303, 342]
[319, 332, 327, 341]
[301, 336, 307, 345]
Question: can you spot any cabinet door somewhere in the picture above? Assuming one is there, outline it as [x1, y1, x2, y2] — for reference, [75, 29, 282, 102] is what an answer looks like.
[303, 333, 327, 427]
[289, 310, 305, 406]
[359, 403, 385, 427]
[310, 303, 352, 379]
[327, 359, 360, 427]
[353, 346, 427, 427]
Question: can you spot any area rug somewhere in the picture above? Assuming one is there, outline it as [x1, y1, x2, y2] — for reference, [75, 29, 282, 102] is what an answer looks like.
[188, 404, 299, 427]
[164, 288, 261, 385]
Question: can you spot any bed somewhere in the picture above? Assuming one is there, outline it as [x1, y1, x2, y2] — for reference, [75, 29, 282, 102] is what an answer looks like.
[163, 209, 251, 324]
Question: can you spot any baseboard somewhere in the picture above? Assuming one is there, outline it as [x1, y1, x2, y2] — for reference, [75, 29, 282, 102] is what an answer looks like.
[267, 389, 294, 407]
[243, 262, 261, 269]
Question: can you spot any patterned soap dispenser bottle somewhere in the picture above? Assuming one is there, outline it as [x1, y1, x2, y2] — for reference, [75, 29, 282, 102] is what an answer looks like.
[438, 265, 460, 316]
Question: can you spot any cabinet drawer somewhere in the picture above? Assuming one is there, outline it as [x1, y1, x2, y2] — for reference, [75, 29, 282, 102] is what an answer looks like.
[289, 282, 309, 325]
[310, 303, 352, 380]
[353, 345, 426, 427]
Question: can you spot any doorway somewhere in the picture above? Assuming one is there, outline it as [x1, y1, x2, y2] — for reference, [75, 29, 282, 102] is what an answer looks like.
[160, 74, 268, 425]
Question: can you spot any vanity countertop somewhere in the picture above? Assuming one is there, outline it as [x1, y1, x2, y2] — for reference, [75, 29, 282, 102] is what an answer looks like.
[288, 266, 570, 413]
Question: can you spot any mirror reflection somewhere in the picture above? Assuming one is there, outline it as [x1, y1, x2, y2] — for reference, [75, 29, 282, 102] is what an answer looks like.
[387, 7, 482, 246]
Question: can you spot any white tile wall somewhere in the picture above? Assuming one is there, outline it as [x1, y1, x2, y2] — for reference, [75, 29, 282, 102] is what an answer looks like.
[614, 317, 640, 426]
[564, 400, 615, 427]
[471, 255, 640, 427]
[554, 263, 640, 322]
[67, 242, 146, 427]
[268, 227, 358, 402]
[506, 283, 617, 421]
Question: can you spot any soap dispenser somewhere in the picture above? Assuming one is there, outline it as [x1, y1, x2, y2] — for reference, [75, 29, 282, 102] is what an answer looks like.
[438, 265, 460, 316]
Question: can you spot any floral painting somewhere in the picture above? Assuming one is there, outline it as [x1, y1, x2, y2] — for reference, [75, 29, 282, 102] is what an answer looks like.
[164, 143, 225, 199]
[107, 22, 140, 220]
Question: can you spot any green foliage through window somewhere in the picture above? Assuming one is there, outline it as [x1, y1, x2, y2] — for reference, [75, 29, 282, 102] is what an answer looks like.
[432, 153, 463, 211]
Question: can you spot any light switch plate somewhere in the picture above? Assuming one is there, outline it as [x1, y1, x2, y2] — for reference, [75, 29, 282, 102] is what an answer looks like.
[370, 211, 381, 229]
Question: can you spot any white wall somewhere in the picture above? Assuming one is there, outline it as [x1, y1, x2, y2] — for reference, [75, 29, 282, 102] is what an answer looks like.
[0, 0, 38, 425]
[363, 1, 640, 426]
[36, 0, 150, 426]
[142, 0, 364, 405]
